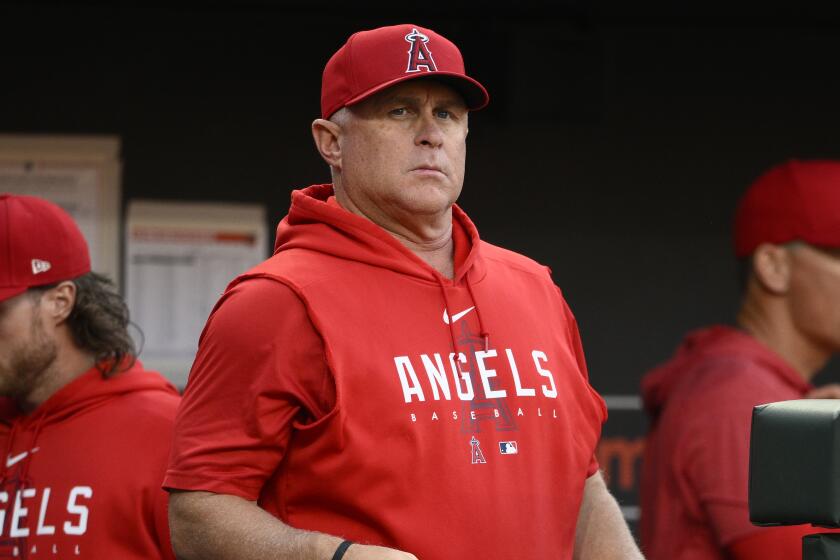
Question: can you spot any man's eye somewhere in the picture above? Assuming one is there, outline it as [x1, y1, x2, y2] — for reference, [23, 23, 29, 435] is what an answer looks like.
[437, 110, 451, 119]
[390, 108, 407, 116]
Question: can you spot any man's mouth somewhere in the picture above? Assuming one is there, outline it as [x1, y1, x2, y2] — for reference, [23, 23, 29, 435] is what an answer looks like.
[411, 165, 445, 176]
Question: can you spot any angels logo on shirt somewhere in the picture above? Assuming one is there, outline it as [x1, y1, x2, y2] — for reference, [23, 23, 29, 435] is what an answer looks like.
[0, 473, 92, 559]
[404, 28, 437, 73]
[397, 318, 569, 430]
[470, 436, 487, 464]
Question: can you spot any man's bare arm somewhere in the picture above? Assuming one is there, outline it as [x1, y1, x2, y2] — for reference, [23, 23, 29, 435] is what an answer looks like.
[169, 490, 418, 560]
[573, 471, 645, 560]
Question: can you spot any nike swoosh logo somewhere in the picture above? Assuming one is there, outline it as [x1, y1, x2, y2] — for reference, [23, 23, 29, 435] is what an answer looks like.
[6, 447, 38, 468]
[442, 306, 475, 325]
[6, 451, 28, 468]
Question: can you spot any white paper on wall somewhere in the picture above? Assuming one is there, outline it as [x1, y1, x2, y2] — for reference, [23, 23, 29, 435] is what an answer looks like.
[0, 166, 102, 267]
[126, 200, 268, 388]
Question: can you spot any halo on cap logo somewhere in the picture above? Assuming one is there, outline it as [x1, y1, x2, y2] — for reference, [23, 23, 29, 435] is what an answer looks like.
[405, 28, 437, 73]
[31, 259, 51, 275]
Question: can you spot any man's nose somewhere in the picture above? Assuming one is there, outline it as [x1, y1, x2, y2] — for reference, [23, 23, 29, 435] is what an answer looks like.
[415, 112, 444, 148]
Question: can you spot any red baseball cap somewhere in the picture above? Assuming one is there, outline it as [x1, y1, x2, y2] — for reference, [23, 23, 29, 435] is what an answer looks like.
[734, 160, 840, 257]
[0, 194, 91, 303]
[321, 23, 489, 119]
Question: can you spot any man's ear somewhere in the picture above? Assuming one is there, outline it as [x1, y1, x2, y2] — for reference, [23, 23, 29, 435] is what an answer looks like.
[311, 118, 343, 170]
[42, 281, 77, 325]
[751, 243, 792, 295]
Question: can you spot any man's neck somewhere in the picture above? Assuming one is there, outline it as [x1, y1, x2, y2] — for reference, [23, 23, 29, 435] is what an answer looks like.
[737, 300, 830, 383]
[20, 346, 96, 413]
[391, 228, 455, 279]
[333, 188, 456, 279]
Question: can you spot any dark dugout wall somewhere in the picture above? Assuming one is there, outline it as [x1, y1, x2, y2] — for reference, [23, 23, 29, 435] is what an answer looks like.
[4, 0, 840, 533]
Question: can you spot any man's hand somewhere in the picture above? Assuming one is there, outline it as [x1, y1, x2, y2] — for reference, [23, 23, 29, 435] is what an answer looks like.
[345, 544, 418, 560]
[805, 384, 840, 399]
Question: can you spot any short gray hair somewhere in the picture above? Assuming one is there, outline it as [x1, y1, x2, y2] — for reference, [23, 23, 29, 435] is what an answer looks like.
[329, 107, 350, 126]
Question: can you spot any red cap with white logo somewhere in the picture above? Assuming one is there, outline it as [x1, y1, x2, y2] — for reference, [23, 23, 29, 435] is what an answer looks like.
[0, 194, 91, 302]
[320, 23, 490, 119]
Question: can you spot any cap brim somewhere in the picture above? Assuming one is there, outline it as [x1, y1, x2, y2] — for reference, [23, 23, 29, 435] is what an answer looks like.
[0, 286, 27, 303]
[342, 71, 489, 115]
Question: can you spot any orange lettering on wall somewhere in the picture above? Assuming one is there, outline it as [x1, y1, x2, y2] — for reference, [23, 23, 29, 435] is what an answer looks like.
[596, 437, 645, 491]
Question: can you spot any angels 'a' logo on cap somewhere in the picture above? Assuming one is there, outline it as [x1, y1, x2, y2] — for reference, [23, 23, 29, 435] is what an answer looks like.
[31, 259, 51, 275]
[405, 28, 437, 73]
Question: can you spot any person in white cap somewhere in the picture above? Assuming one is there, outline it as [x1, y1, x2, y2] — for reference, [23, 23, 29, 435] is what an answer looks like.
[166, 24, 642, 560]
[0, 193, 180, 559]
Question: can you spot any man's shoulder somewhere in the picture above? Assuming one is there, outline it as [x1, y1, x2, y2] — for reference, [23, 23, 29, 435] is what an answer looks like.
[665, 348, 781, 391]
[232, 249, 342, 292]
[479, 240, 553, 280]
[102, 367, 181, 422]
[116, 381, 181, 415]
[197, 274, 316, 357]
[653, 348, 800, 422]
[238, 251, 303, 280]
[44, 369, 181, 457]
[204, 275, 308, 338]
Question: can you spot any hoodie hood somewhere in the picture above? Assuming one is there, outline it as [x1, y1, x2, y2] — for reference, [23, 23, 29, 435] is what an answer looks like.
[641, 325, 810, 419]
[273, 184, 485, 285]
[0, 359, 177, 426]
[0, 359, 178, 486]
[269, 183, 493, 352]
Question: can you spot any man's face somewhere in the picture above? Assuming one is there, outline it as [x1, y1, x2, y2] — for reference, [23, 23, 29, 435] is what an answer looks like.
[787, 243, 840, 353]
[336, 79, 469, 226]
[0, 291, 57, 402]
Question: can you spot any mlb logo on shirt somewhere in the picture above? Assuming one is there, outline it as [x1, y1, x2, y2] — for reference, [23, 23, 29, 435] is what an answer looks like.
[499, 441, 518, 455]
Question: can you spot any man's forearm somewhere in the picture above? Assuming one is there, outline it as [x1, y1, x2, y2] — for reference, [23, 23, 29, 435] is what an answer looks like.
[168, 490, 418, 560]
[169, 490, 340, 560]
[574, 472, 645, 560]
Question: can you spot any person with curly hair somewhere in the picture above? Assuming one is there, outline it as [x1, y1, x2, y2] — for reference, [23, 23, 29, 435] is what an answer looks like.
[0, 193, 180, 559]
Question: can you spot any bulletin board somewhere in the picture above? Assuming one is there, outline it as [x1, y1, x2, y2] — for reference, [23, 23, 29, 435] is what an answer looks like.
[125, 200, 268, 388]
[0, 135, 122, 284]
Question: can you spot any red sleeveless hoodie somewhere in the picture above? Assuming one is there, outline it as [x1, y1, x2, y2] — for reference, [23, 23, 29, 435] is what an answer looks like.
[166, 184, 606, 559]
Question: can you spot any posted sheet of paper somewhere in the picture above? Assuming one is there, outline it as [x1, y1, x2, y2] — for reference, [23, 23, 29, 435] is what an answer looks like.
[126, 200, 268, 387]
[0, 166, 101, 260]
[0, 134, 122, 283]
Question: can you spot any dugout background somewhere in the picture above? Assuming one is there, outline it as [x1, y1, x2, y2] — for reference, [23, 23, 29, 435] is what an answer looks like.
[4, 0, 840, 534]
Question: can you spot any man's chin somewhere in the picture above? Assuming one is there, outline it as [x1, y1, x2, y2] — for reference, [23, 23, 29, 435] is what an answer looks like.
[396, 198, 455, 218]
[401, 182, 460, 210]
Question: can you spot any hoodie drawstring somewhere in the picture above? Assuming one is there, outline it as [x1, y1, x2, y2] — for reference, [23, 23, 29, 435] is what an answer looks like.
[438, 281, 461, 356]
[18, 415, 45, 489]
[0, 421, 19, 487]
[0, 415, 45, 490]
[439, 272, 490, 358]
[465, 277, 490, 352]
